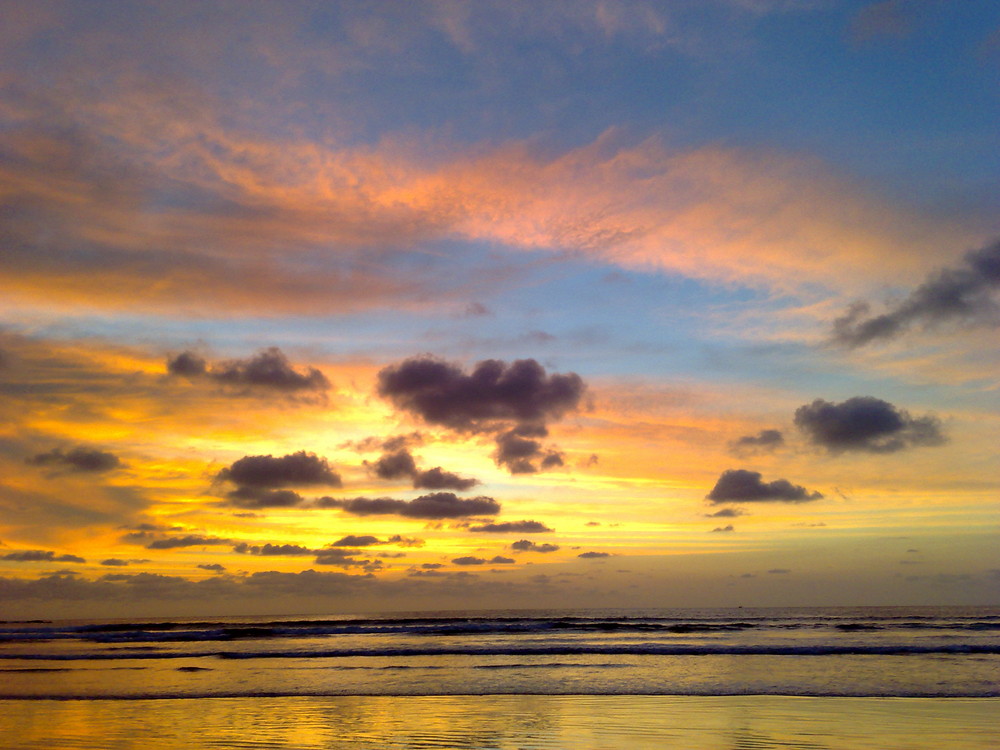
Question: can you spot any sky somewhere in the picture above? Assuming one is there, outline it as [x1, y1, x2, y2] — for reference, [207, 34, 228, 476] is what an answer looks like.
[1, 0, 998, 618]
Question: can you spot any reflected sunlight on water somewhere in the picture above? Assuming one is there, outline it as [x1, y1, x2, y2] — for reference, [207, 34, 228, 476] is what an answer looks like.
[2, 696, 998, 750]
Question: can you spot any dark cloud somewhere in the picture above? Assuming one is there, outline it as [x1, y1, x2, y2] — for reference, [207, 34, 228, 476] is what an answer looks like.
[831, 239, 1000, 347]
[369, 449, 419, 480]
[167, 347, 329, 392]
[706, 508, 745, 518]
[511, 540, 560, 553]
[225, 487, 306, 509]
[707, 469, 822, 504]
[197, 563, 226, 573]
[331, 535, 380, 547]
[217, 451, 341, 489]
[233, 542, 315, 556]
[794, 397, 945, 453]
[489, 556, 515, 564]
[146, 535, 232, 550]
[387, 535, 425, 547]
[768, 568, 792, 575]
[412, 467, 480, 491]
[729, 429, 784, 454]
[314, 549, 381, 570]
[494, 425, 563, 474]
[26, 447, 121, 473]
[377, 356, 584, 432]
[711, 525, 735, 533]
[100, 558, 149, 566]
[469, 521, 554, 533]
[1, 550, 86, 563]
[452, 556, 487, 566]
[318, 492, 500, 519]
[578, 551, 610, 558]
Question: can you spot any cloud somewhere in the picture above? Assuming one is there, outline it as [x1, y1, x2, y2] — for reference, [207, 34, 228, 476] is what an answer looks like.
[387, 535, 425, 547]
[318, 492, 501, 519]
[26, 447, 121, 473]
[706, 508, 745, 518]
[511, 540, 560, 553]
[707, 469, 823, 503]
[728, 429, 784, 454]
[197, 563, 226, 573]
[224, 487, 306, 509]
[233, 543, 315, 556]
[711, 525, 735, 533]
[377, 356, 584, 433]
[100, 558, 149, 566]
[368, 449, 419, 480]
[577, 551, 610, 558]
[217, 451, 342, 489]
[313, 549, 381, 570]
[167, 348, 329, 392]
[145, 535, 232, 550]
[412, 467, 480, 491]
[493, 425, 566, 474]
[469, 521, 554, 533]
[831, 239, 1000, 347]
[794, 397, 945, 453]
[452, 556, 487, 565]
[1, 550, 86, 563]
[331, 535, 381, 547]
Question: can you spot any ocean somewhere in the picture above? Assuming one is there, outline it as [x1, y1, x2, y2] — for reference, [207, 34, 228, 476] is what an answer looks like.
[1, 605, 997, 748]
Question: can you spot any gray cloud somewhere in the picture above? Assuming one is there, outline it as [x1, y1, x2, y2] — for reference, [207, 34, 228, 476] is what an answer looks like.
[331, 535, 381, 547]
[452, 556, 487, 566]
[494, 425, 564, 475]
[318, 492, 501, 519]
[412, 467, 480, 491]
[369, 449, 419, 480]
[578, 551, 610, 558]
[794, 396, 945, 453]
[706, 508, 745, 518]
[707, 469, 822, 504]
[217, 451, 342, 489]
[146, 535, 232, 550]
[711, 525, 735, 533]
[197, 563, 226, 573]
[368, 449, 480, 491]
[728, 429, 784, 454]
[233, 543, 315, 556]
[1, 550, 86, 563]
[831, 239, 1000, 347]
[313, 549, 381, 570]
[225, 487, 306, 509]
[469, 521, 554, 533]
[167, 347, 329, 392]
[511, 540, 560, 553]
[26, 447, 121, 473]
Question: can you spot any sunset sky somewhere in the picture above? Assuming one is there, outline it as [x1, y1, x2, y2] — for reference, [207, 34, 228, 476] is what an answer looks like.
[2, 0, 998, 618]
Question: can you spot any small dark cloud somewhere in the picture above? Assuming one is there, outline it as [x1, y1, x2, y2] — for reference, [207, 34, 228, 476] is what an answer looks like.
[313, 549, 380, 570]
[233, 542, 314, 556]
[331, 535, 380, 547]
[413, 467, 480, 491]
[387, 535, 425, 547]
[225, 487, 306, 509]
[217, 451, 341, 489]
[197, 563, 226, 573]
[461, 302, 492, 318]
[318, 492, 500, 519]
[167, 347, 329, 392]
[711, 525, 735, 533]
[768, 568, 792, 575]
[146, 535, 231, 550]
[729, 429, 784, 454]
[377, 356, 585, 433]
[707, 469, 822, 504]
[26, 447, 121, 473]
[1, 550, 86, 563]
[421, 563, 443, 569]
[452, 556, 486, 565]
[830, 239, 1000, 346]
[469, 521, 554, 533]
[578, 551, 610, 559]
[511, 540, 560, 553]
[706, 508, 745, 518]
[100, 558, 150, 567]
[488, 556, 515, 564]
[794, 397, 945, 454]
[369, 449, 418, 480]
[494, 425, 563, 474]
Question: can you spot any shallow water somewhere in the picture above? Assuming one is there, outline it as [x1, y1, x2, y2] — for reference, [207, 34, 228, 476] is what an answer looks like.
[2, 695, 997, 750]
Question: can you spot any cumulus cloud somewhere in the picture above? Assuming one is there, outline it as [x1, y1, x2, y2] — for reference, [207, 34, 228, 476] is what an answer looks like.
[233, 543, 315, 556]
[197, 563, 226, 573]
[313, 549, 381, 570]
[469, 521, 554, 533]
[711, 525, 735, 533]
[367, 449, 479, 490]
[100, 558, 149, 566]
[225, 487, 306, 509]
[26, 447, 121, 473]
[331, 535, 381, 547]
[317, 492, 501, 519]
[217, 451, 341, 489]
[831, 239, 1000, 347]
[1, 550, 86, 563]
[377, 357, 583, 474]
[794, 396, 945, 453]
[511, 540, 560, 553]
[146, 535, 232, 550]
[452, 556, 487, 565]
[167, 347, 329, 392]
[388, 535, 425, 547]
[728, 429, 784, 454]
[706, 508, 745, 518]
[707, 469, 822, 503]
[413, 467, 480, 491]
[578, 551, 610, 558]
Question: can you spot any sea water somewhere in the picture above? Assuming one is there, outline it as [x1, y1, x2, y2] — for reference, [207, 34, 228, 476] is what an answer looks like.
[0, 606, 997, 748]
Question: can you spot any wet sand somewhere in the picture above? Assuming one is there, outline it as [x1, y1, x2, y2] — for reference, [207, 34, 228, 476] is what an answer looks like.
[2, 695, 997, 749]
